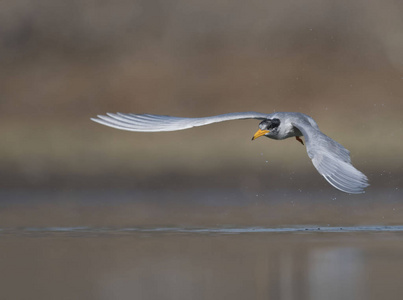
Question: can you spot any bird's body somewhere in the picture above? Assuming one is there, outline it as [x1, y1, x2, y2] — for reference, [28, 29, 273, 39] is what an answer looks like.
[259, 112, 314, 140]
[91, 111, 369, 194]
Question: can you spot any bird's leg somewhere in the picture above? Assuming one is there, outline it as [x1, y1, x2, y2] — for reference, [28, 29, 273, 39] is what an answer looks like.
[296, 136, 304, 145]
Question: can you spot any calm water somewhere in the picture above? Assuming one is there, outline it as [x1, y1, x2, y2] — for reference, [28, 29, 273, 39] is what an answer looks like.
[0, 188, 402, 300]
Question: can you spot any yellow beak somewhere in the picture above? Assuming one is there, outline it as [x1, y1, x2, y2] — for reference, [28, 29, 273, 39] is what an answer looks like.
[251, 129, 270, 141]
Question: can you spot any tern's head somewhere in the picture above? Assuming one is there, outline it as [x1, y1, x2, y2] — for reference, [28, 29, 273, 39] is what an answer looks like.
[251, 118, 281, 140]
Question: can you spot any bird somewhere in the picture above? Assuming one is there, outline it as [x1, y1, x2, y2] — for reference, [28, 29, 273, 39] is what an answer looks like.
[91, 111, 369, 194]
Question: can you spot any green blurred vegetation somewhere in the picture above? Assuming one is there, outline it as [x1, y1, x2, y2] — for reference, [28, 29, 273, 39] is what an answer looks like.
[1, 0, 402, 189]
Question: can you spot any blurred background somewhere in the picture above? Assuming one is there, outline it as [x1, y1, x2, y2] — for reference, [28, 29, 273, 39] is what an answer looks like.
[1, 1, 403, 299]
[1, 0, 402, 191]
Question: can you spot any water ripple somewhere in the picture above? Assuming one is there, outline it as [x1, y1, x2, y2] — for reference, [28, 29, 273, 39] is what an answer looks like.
[2, 225, 403, 236]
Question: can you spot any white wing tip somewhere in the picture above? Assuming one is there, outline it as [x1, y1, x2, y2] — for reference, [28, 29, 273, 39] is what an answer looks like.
[323, 174, 369, 194]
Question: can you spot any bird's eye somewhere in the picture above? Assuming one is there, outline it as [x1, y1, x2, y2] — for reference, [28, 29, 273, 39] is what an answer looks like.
[270, 118, 280, 129]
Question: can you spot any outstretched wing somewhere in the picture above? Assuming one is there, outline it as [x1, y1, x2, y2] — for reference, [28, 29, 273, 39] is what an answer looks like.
[91, 112, 269, 132]
[292, 119, 369, 194]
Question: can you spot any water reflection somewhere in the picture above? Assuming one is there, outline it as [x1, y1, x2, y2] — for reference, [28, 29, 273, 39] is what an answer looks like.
[0, 188, 403, 299]
[309, 248, 363, 300]
[1, 228, 403, 299]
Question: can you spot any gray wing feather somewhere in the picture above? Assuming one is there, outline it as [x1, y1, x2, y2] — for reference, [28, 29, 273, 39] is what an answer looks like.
[292, 119, 369, 194]
[91, 112, 269, 132]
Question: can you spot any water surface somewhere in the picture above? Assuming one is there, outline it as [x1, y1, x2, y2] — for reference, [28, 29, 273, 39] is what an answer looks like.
[0, 188, 402, 299]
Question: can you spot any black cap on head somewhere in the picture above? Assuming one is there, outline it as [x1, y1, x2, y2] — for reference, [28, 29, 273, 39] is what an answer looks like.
[259, 118, 280, 130]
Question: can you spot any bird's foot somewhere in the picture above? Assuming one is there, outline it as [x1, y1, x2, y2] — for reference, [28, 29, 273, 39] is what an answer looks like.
[296, 136, 304, 145]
